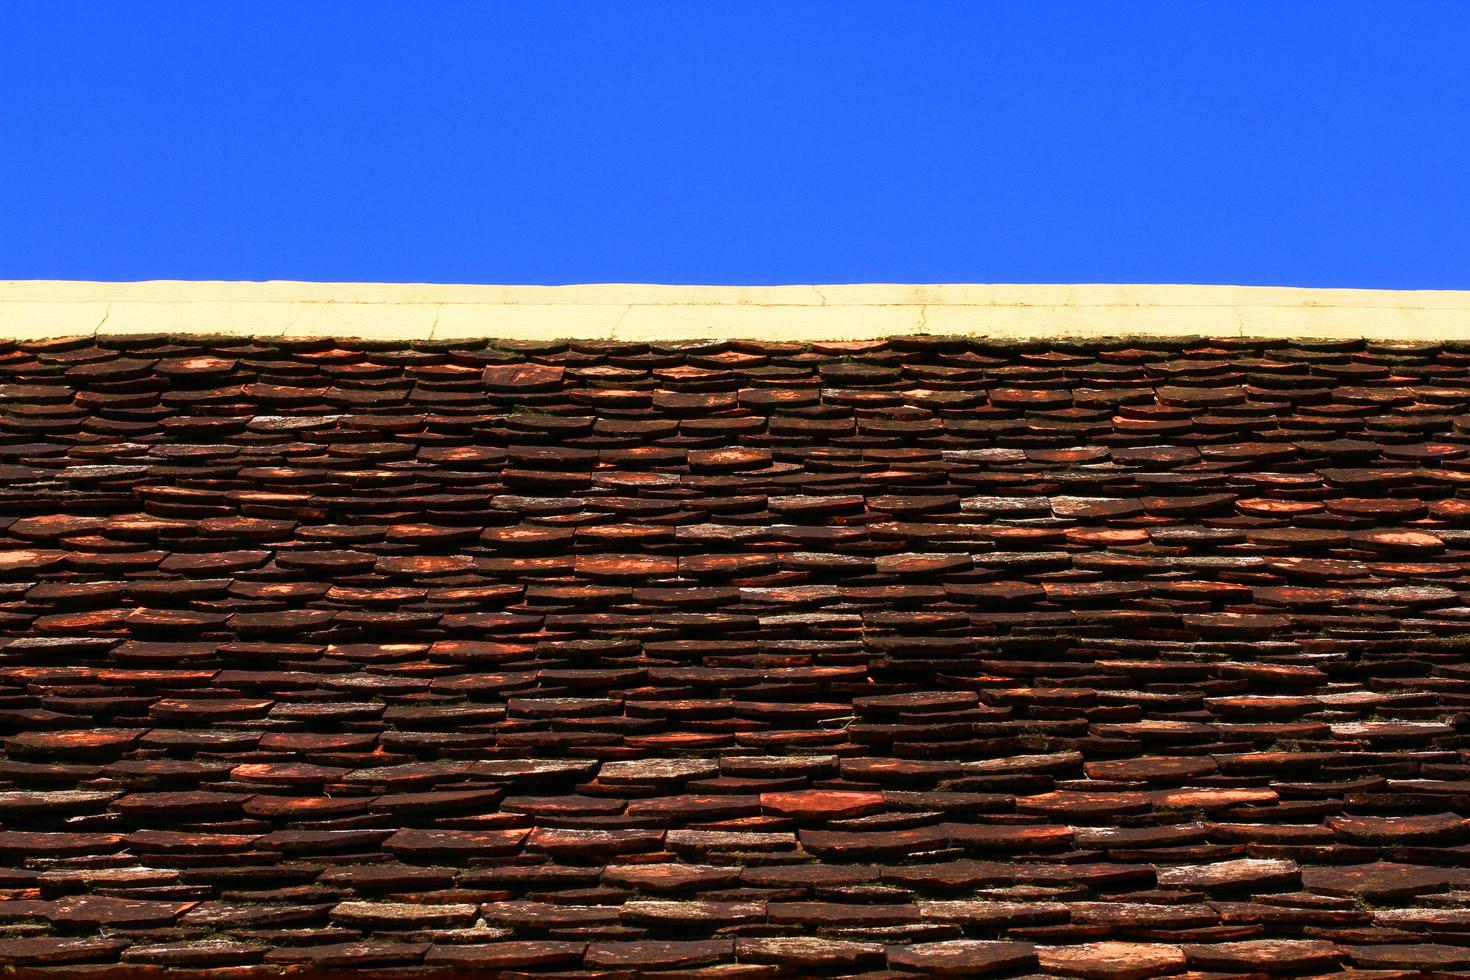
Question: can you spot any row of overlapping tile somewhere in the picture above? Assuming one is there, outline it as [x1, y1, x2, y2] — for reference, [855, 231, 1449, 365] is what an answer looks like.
[1, 333, 1469, 976]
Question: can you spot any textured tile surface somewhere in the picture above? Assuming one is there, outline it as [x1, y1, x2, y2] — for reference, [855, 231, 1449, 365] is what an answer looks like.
[0, 333, 1468, 976]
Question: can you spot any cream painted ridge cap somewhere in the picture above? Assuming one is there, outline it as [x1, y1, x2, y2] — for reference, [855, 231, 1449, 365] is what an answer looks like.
[4, 280, 1470, 307]
[2, 281, 1469, 343]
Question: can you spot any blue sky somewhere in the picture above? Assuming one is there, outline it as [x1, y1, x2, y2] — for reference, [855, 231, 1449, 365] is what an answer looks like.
[2, 1, 1467, 286]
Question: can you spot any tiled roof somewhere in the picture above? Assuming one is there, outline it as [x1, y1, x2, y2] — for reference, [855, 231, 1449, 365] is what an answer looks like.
[0, 331, 1469, 976]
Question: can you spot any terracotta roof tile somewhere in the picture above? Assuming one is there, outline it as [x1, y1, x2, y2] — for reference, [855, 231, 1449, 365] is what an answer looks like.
[1, 334, 1469, 975]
